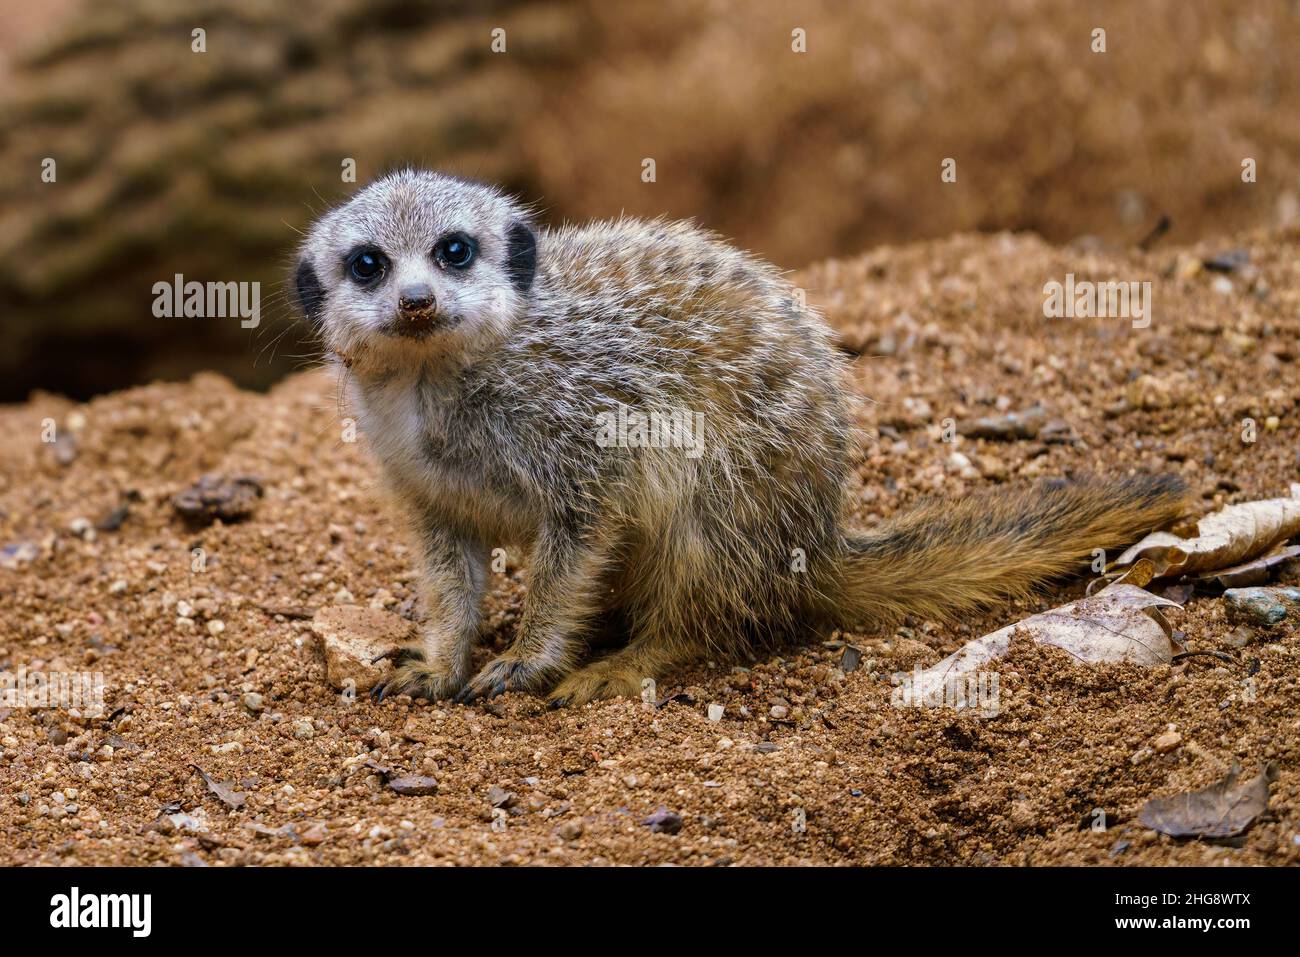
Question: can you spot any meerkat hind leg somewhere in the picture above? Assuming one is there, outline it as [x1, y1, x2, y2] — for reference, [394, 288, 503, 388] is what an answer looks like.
[546, 633, 687, 707]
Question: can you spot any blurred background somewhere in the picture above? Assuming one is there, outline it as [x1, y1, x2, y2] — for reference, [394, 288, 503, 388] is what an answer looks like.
[1, 0, 1298, 401]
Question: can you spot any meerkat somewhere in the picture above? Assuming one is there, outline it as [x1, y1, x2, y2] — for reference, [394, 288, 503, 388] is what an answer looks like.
[294, 169, 1188, 707]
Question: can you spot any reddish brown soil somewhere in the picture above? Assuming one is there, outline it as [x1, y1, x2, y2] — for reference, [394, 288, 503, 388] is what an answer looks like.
[1, 229, 1297, 865]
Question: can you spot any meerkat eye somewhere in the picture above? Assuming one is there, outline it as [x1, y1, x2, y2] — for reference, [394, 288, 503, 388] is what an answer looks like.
[434, 233, 476, 269]
[346, 248, 389, 286]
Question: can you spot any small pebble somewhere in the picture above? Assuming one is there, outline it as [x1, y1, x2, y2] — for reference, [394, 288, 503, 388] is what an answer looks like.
[1154, 731, 1182, 754]
[641, 807, 683, 834]
[1222, 625, 1257, 649]
[1225, 586, 1300, 627]
[388, 775, 439, 796]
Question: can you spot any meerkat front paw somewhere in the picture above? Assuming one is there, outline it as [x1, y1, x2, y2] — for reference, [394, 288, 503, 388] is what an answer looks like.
[546, 660, 644, 708]
[454, 653, 556, 704]
[370, 648, 464, 702]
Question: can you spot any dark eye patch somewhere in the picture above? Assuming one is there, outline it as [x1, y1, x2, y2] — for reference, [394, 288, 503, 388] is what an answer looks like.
[505, 222, 537, 292]
[295, 261, 326, 324]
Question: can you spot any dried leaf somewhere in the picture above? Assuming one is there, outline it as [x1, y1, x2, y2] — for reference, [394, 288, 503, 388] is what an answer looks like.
[164, 810, 210, 833]
[1194, 544, 1300, 589]
[1138, 764, 1276, 839]
[903, 581, 1179, 706]
[1117, 558, 1156, 588]
[191, 764, 247, 809]
[1088, 557, 1156, 595]
[1114, 486, 1300, 578]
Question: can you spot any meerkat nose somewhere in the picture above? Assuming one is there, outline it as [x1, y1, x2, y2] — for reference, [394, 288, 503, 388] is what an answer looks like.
[398, 285, 436, 315]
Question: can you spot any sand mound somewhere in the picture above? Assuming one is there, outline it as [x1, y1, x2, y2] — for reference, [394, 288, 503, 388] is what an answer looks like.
[1, 229, 1297, 865]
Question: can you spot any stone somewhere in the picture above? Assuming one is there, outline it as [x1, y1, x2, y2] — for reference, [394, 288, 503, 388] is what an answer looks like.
[300, 824, 328, 846]
[1127, 374, 1178, 411]
[309, 605, 414, 692]
[957, 406, 1047, 440]
[1154, 731, 1182, 753]
[1222, 626, 1257, 649]
[171, 474, 263, 525]
[975, 455, 1009, 481]
[641, 807, 683, 834]
[1224, 586, 1300, 627]
[388, 775, 439, 796]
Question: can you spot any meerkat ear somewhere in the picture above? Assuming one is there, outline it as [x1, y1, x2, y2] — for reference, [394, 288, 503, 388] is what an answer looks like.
[505, 222, 537, 293]
[295, 260, 326, 325]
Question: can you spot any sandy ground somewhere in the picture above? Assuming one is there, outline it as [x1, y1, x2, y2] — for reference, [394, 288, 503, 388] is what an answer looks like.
[1, 228, 1298, 866]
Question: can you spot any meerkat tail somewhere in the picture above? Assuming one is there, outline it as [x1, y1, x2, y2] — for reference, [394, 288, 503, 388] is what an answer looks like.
[835, 474, 1190, 626]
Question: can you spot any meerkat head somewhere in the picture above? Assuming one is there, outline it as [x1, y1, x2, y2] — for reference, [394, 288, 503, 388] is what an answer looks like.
[294, 169, 537, 372]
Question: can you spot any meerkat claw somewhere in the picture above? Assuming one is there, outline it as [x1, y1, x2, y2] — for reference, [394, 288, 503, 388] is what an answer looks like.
[456, 657, 545, 705]
[372, 658, 464, 703]
[369, 645, 429, 699]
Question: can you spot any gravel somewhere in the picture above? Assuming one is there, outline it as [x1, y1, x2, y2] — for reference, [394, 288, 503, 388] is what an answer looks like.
[0, 231, 1297, 866]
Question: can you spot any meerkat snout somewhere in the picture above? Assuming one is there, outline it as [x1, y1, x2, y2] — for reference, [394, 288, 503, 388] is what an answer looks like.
[396, 282, 437, 335]
[398, 284, 435, 313]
